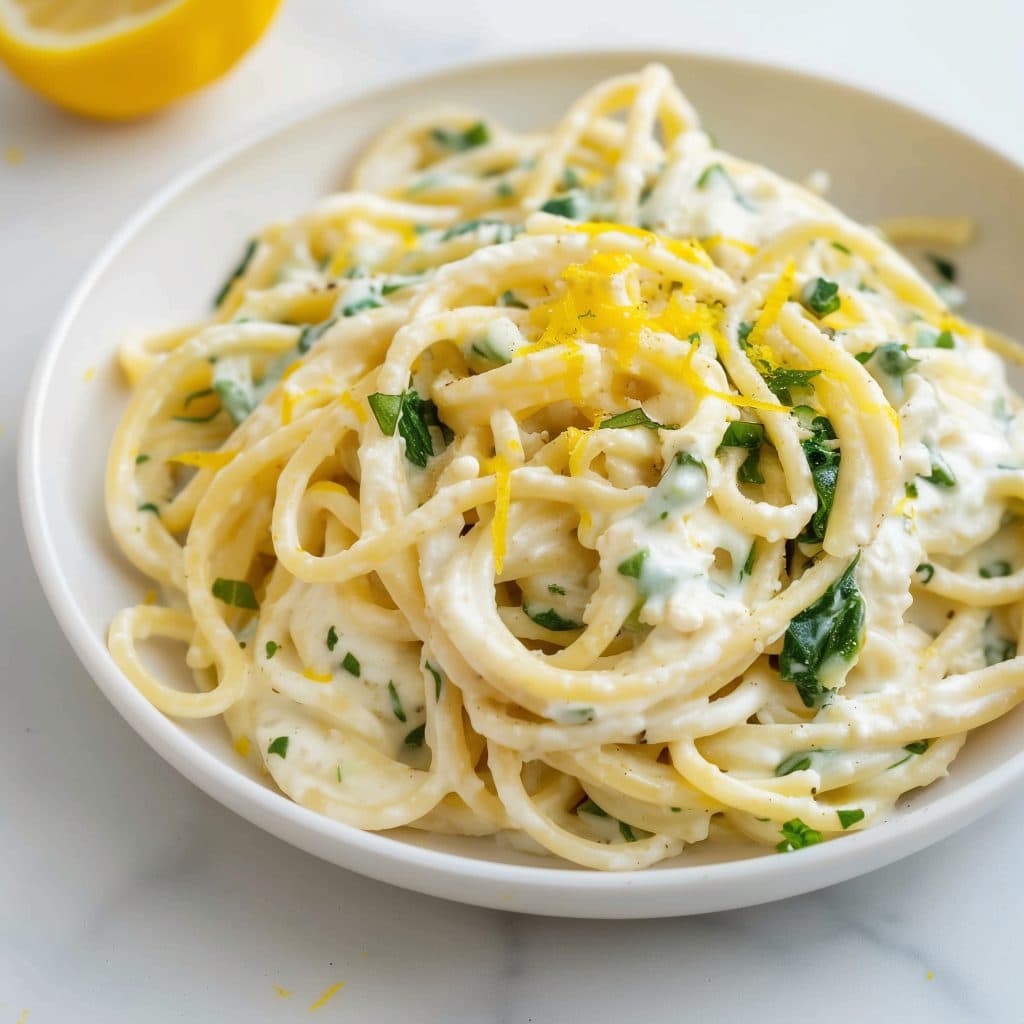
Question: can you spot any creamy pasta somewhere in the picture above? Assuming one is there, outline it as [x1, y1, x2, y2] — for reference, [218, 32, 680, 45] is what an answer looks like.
[106, 65, 1024, 870]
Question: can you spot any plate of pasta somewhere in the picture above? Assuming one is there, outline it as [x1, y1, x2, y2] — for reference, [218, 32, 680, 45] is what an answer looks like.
[20, 51, 1024, 917]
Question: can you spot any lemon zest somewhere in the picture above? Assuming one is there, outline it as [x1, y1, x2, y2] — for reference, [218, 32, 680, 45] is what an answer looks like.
[482, 454, 511, 574]
[169, 449, 237, 471]
[309, 982, 345, 1011]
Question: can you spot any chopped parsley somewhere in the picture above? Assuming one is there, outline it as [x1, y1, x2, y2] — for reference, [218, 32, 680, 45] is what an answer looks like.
[577, 798, 609, 817]
[915, 563, 935, 584]
[135, 453, 150, 465]
[540, 192, 590, 220]
[267, 735, 289, 758]
[775, 751, 812, 777]
[403, 723, 427, 748]
[297, 317, 337, 354]
[213, 238, 257, 308]
[889, 739, 930, 769]
[211, 577, 259, 610]
[617, 549, 649, 580]
[547, 583, 567, 596]
[326, 625, 339, 651]
[797, 413, 841, 544]
[265, 640, 278, 659]
[599, 407, 675, 431]
[780, 556, 865, 708]
[425, 661, 443, 699]
[837, 808, 864, 830]
[440, 218, 520, 243]
[341, 652, 360, 677]
[367, 389, 452, 468]
[856, 342, 919, 377]
[523, 604, 582, 631]
[499, 289, 528, 309]
[387, 681, 406, 723]
[926, 253, 957, 283]
[137, 502, 160, 515]
[431, 121, 490, 151]
[342, 295, 383, 317]
[719, 421, 767, 485]
[830, 241, 852, 255]
[761, 367, 821, 406]
[922, 447, 957, 488]
[800, 277, 841, 318]
[696, 163, 754, 210]
[776, 818, 822, 852]
[618, 821, 638, 843]
[740, 542, 757, 581]
[980, 560, 1012, 579]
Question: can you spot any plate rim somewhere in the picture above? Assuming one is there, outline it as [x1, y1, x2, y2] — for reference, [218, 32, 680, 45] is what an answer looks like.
[18, 46, 1024, 917]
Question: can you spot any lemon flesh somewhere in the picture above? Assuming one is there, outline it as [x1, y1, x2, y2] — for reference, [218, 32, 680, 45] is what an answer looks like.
[0, 0, 282, 119]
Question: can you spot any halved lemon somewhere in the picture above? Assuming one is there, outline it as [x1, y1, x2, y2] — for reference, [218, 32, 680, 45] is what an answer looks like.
[0, 0, 282, 120]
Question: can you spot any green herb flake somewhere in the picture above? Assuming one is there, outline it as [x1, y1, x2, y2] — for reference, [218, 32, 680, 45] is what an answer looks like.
[135, 453, 150, 465]
[387, 681, 406, 723]
[926, 253, 957, 283]
[547, 583, 567, 596]
[696, 163, 754, 210]
[265, 641, 278, 659]
[341, 652, 361, 677]
[780, 556, 865, 708]
[934, 329, 955, 349]
[577, 798, 609, 818]
[499, 289, 528, 309]
[776, 817, 823, 852]
[367, 392, 403, 435]
[740, 542, 757, 581]
[367, 390, 450, 468]
[905, 740, 930, 755]
[980, 560, 1012, 579]
[837, 808, 865, 830]
[801, 277, 841, 318]
[922, 447, 957, 488]
[599, 407, 674, 431]
[831, 241, 852, 255]
[617, 549, 649, 580]
[857, 342, 919, 378]
[916, 563, 935, 584]
[523, 604, 582, 631]
[905, 481, 919, 499]
[540, 192, 589, 220]
[719, 421, 766, 449]
[267, 735, 289, 758]
[213, 238, 257, 308]
[775, 752, 812, 777]
[431, 121, 490, 151]
[297, 317, 337, 354]
[137, 502, 160, 515]
[425, 661, 443, 699]
[326, 625, 339, 651]
[336, 764, 342, 782]
[618, 821, 638, 843]
[342, 295, 383, 317]
[798, 414, 840, 543]
[211, 577, 259, 610]
[762, 366, 821, 405]
[172, 406, 222, 424]
[404, 723, 426, 748]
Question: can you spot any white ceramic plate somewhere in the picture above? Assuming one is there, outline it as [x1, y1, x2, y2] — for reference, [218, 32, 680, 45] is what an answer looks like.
[19, 51, 1024, 919]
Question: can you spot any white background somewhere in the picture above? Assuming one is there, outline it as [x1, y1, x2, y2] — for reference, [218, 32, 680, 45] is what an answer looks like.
[2, 1, 1022, 1021]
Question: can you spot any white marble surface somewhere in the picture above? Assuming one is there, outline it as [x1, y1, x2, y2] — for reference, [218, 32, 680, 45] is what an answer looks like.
[2, 1, 1022, 1020]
